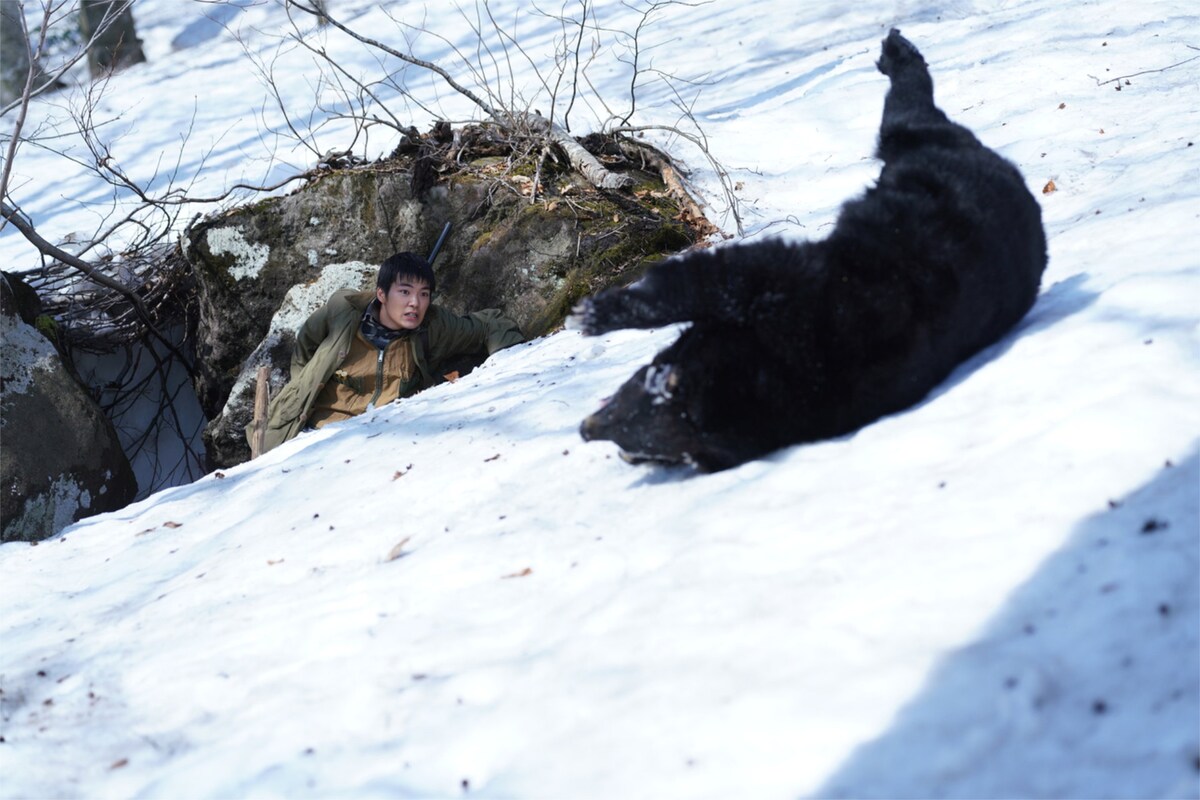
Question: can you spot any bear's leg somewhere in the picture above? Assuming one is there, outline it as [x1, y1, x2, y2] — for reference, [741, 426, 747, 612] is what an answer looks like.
[875, 29, 954, 147]
[571, 252, 728, 334]
[571, 240, 799, 335]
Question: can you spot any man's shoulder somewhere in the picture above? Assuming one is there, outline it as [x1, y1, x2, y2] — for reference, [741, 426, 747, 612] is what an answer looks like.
[328, 287, 374, 308]
[319, 288, 374, 321]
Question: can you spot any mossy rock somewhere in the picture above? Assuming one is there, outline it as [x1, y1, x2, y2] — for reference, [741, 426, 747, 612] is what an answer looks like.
[184, 127, 709, 467]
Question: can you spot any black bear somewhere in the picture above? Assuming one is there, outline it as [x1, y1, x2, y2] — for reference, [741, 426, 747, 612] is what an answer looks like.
[573, 29, 1047, 472]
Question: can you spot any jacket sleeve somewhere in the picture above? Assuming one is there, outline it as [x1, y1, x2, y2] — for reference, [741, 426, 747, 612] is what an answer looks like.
[291, 302, 332, 378]
[430, 307, 524, 359]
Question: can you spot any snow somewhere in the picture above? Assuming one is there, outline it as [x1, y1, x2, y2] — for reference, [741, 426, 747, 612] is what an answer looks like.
[1, 0, 1198, 798]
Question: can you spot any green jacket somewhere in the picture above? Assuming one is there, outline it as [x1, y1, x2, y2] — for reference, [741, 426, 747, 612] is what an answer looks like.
[250, 289, 523, 454]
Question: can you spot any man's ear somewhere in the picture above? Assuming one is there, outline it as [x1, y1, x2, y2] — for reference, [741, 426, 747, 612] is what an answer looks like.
[376, 286, 387, 304]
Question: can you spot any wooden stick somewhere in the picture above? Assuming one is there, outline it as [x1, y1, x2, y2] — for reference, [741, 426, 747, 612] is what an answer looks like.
[250, 365, 269, 459]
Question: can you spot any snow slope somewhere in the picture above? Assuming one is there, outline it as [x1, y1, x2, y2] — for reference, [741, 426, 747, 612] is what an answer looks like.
[1, 0, 1198, 797]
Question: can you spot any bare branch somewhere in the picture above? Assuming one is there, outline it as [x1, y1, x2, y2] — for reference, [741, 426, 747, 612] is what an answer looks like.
[0, 199, 196, 374]
[611, 119, 742, 235]
[287, 0, 506, 122]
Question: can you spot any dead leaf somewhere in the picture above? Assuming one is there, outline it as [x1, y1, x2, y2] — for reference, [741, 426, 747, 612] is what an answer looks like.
[1057, 102, 1066, 110]
[502, 567, 533, 579]
[110, 758, 128, 770]
[1042, 179, 1057, 194]
[385, 536, 412, 562]
[392, 470, 407, 481]
[214, 471, 226, 479]
[163, 521, 182, 529]
[484, 453, 501, 462]
[442, 370, 460, 382]
[267, 559, 284, 566]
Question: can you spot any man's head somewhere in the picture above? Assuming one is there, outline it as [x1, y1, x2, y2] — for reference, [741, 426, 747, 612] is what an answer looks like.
[376, 251, 435, 330]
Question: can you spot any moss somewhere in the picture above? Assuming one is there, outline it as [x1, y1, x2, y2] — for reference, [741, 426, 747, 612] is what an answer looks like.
[509, 159, 539, 178]
[471, 230, 495, 252]
[345, 171, 383, 230]
[527, 267, 593, 335]
[34, 314, 59, 343]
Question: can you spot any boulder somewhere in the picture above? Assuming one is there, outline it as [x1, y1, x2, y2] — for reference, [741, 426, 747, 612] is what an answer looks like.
[1, 273, 137, 542]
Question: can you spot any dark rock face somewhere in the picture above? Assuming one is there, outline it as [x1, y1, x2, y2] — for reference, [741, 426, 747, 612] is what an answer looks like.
[186, 152, 693, 468]
[1, 274, 137, 542]
[576, 30, 1048, 471]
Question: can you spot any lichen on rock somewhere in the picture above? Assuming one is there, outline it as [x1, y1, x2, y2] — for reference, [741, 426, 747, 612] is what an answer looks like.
[205, 225, 270, 281]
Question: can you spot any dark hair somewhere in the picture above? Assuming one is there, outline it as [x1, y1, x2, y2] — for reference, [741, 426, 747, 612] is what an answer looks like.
[377, 251, 436, 294]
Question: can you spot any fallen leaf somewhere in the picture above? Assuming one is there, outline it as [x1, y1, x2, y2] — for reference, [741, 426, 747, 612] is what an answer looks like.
[502, 567, 532, 579]
[110, 758, 129, 770]
[1042, 179, 1057, 194]
[385, 536, 413, 562]
[267, 559, 284, 566]
[392, 470, 407, 481]
[484, 453, 501, 462]
[1057, 102, 1066, 109]
[214, 471, 226, 479]
[163, 521, 182, 529]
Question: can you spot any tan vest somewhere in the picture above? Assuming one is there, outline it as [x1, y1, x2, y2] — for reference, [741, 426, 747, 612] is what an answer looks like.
[307, 330, 417, 429]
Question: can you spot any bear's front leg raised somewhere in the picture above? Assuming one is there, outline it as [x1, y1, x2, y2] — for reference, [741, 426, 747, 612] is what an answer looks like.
[570, 240, 795, 336]
[569, 254, 722, 335]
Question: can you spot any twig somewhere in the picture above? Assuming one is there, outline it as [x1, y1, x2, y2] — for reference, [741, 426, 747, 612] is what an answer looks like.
[1091, 53, 1200, 86]
[0, 200, 195, 376]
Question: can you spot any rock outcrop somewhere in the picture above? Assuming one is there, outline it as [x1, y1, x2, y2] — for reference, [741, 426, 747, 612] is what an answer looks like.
[186, 135, 697, 468]
[1, 273, 137, 542]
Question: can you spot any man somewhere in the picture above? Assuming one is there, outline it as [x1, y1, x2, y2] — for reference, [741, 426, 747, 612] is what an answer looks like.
[251, 251, 523, 455]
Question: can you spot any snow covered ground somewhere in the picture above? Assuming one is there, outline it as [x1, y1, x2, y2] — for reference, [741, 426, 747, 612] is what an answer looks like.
[1, 0, 1198, 797]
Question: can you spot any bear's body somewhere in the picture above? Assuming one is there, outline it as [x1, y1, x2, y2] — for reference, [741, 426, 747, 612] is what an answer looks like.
[574, 30, 1047, 471]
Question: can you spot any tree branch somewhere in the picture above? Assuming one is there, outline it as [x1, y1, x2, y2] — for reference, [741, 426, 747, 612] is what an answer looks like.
[0, 200, 196, 376]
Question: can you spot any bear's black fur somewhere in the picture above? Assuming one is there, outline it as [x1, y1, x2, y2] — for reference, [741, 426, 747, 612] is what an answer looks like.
[573, 29, 1047, 472]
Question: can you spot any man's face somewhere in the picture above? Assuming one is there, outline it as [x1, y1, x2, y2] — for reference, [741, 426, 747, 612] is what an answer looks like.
[376, 278, 431, 330]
